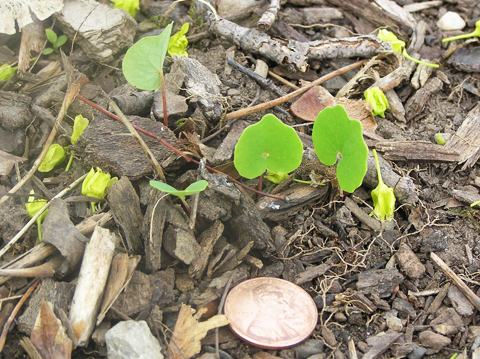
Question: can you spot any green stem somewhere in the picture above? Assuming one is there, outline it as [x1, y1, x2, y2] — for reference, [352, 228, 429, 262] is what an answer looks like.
[36, 218, 43, 242]
[292, 179, 312, 184]
[372, 149, 384, 186]
[471, 200, 480, 207]
[160, 70, 168, 127]
[65, 150, 75, 172]
[402, 49, 439, 68]
[91, 202, 96, 213]
[442, 33, 475, 43]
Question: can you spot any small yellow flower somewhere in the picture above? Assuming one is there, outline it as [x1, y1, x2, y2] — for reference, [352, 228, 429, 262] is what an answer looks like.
[82, 167, 118, 199]
[364, 87, 389, 118]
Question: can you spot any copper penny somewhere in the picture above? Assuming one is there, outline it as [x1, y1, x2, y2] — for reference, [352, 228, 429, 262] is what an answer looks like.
[224, 277, 318, 349]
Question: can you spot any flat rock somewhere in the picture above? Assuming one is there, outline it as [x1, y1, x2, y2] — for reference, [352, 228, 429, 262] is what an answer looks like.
[357, 268, 404, 298]
[396, 242, 425, 279]
[430, 307, 464, 328]
[386, 315, 403, 332]
[0, 91, 32, 131]
[392, 298, 415, 316]
[292, 339, 325, 358]
[447, 284, 474, 316]
[55, 0, 137, 64]
[153, 90, 189, 122]
[0, 128, 25, 156]
[448, 47, 480, 73]
[418, 331, 451, 349]
[406, 343, 426, 359]
[0, 186, 28, 243]
[106, 320, 163, 359]
[437, 11, 466, 31]
[420, 230, 448, 252]
[73, 116, 181, 180]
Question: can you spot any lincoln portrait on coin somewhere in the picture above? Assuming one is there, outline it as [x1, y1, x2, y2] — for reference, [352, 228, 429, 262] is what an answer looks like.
[247, 284, 306, 341]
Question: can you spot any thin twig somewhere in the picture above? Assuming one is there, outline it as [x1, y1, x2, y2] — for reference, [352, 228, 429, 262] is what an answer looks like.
[110, 100, 165, 180]
[0, 73, 88, 208]
[257, 0, 280, 30]
[0, 279, 40, 352]
[225, 59, 367, 120]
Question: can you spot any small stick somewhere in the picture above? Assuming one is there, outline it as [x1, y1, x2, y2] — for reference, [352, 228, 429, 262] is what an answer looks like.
[268, 70, 299, 90]
[110, 100, 165, 180]
[431, 252, 480, 311]
[225, 59, 367, 120]
[257, 0, 280, 30]
[0, 279, 40, 352]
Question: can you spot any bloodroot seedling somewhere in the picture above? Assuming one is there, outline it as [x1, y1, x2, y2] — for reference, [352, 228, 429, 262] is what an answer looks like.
[312, 105, 368, 193]
[149, 180, 208, 200]
[234, 114, 303, 180]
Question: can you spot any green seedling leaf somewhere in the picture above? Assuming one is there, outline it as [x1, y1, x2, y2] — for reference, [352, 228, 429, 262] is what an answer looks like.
[377, 29, 439, 68]
[149, 180, 208, 200]
[371, 149, 396, 221]
[42, 48, 54, 55]
[45, 29, 57, 45]
[26, 190, 48, 242]
[168, 22, 189, 57]
[55, 34, 68, 49]
[364, 87, 389, 118]
[122, 22, 173, 90]
[82, 167, 118, 199]
[312, 105, 368, 193]
[112, 0, 140, 17]
[443, 20, 480, 43]
[39, 144, 66, 172]
[234, 114, 303, 179]
[71, 114, 89, 144]
[0, 63, 17, 81]
[436, 133, 446, 145]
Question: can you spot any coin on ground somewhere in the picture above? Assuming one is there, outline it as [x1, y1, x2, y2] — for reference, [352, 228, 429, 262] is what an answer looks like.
[224, 277, 318, 349]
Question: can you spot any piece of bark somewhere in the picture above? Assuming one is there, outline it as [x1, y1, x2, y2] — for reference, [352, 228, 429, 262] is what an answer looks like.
[110, 91, 154, 117]
[369, 62, 418, 93]
[210, 241, 255, 276]
[395, 242, 425, 279]
[207, 243, 241, 278]
[30, 302, 73, 359]
[0, 150, 25, 176]
[73, 115, 181, 180]
[270, 20, 309, 42]
[376, 141, 460, 163]
[295, 264, 331, 285]
[0, 91, 33, 131]
[97, 253, 141, 326]
[18, 14, 45, 73]
[372, 0, 416, 29]
[18, 278, 76, 336]
[363, 151, 418, 205]
[451, 186, 480, 206]
[69, 226, 117, 347]
[405, 77, 443, 120]
[325, 0, 412, 37]
[364, 331, 402, 359]
[445, 103, 480, 170]
[210, 121, 249, 166]
[447, 284, 474, 317]
[163, 201, 201, 265]
[189, 220, 224, 280]
[42, 199, 88, 278]
[426, 282, 450, 315]
[107, 177, 144, 252]
[141, 189, 168, 273]
[55, 0, 136, 64]
[257, 0, 280, 30]
[403, 1, 442, 13]
[384, 89, 406, 122]
[357, 268, 404, 298]
[344, 197, 383, 231]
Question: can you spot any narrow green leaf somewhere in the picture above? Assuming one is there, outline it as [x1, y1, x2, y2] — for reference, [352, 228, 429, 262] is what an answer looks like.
[149, 180, 208, 200]
[45, 29, 57, 44]
[312, 105, 368, 193]
[234, 114, 303, 179]
[122, 23, 173, 90]
[42, 48, 54, 55]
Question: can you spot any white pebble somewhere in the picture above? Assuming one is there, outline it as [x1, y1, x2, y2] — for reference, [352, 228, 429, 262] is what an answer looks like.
[437, 11, 466, 31]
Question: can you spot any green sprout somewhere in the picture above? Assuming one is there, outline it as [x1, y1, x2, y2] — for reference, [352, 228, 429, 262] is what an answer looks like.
[364, 87, 389, 118]
[82, 167, 118, 212]
[312, 105, 368, 193]
[122, 22, 172, 126]
[377, 29, 439, 68]
[111, 0, 140, 17]
[149, 180, 208, 200]
[0, 63, 17, 81]
[265, 170, 289, 184]
[168, 23, 189, 57]
[65, 114, 89, 172]
[442, 20, 480, 43]
[39, 144, 66, 172]
[234, 114, 303, 180]
[436, 133, 447, 146]
[43, 29, 68, 55]
[471, 200, 480, 208]
[371, 149, 396, 221]
[25, 190, 48, 242]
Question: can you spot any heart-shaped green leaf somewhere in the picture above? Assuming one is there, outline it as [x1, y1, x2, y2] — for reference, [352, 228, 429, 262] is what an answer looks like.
[149, 180, 208, 200]
[122, 23, 173, 90]
[234, 114, 303, 179]
[312, 105, 368, 193]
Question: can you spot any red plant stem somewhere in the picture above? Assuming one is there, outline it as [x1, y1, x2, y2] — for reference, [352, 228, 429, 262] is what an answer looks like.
[76, 95, 285, 201]
[160, 70, 169, 127]
[258, 174, 263, 194]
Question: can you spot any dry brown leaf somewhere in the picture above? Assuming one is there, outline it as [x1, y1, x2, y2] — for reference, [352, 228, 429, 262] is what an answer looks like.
[290, 86, 377, 132]
[30, 301, 73, 359]
[167, 304, 229, 359]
